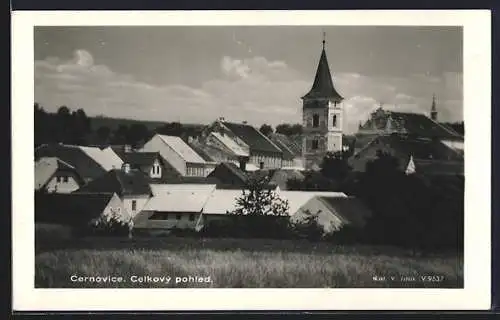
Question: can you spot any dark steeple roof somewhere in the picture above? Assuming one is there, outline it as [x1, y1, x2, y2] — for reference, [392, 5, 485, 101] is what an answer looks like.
[302, 38, 343, 102]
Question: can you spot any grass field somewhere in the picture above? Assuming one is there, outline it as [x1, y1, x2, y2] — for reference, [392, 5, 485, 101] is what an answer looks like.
[35, 230, 463, 288]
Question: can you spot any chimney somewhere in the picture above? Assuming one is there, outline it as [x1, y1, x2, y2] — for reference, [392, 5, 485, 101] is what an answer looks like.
[122, 163, 131, 174]
[124, 144, 131, 153]
[242, 121, 248, 125]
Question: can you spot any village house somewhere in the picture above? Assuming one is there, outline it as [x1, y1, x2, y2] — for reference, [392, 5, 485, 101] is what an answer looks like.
[75, 163, 153, 218]
[133, 184, 217, 233]
[118, 151, 167, 181]
[35, 157, 85, 193]
[289, 195, 373, 234]
[269, 133, 305, 169]
[207, 162, 249, 188]
[35, 143, 123, 183]
[200, 118, 284, 170]
[141, 134, 217, 177]
[35, 192, 128, 228]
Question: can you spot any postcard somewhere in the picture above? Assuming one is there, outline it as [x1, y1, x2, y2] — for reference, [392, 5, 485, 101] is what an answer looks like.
[12, 9, 491, 311]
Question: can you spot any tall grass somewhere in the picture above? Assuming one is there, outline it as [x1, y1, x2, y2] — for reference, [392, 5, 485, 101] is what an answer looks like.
[36, 246, 463, 288]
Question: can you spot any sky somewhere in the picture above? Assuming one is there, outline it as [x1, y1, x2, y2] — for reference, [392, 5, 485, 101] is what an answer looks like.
[34, 26, 463, 134]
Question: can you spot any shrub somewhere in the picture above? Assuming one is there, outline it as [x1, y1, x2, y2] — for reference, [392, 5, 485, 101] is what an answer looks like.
[290, 210, 327, 242]
[86, 209, 132, 237]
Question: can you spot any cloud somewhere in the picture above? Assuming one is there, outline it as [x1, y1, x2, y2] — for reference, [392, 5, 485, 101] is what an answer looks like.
[35, 49, 463, 134]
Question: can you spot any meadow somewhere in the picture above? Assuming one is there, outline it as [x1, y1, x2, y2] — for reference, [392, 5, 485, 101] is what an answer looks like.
[35, 224, 463, 288]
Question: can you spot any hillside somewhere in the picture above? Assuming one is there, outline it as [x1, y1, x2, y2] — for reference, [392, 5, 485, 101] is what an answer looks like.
[90, 116, 206, 132]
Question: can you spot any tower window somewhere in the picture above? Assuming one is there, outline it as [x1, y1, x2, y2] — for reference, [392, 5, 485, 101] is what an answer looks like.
[312, 139, 319, 150]
[312, 114, 320, 128]
[332, 115, 337, 127]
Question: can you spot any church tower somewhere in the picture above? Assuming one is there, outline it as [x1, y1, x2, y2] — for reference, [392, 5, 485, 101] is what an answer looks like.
[430, 93, 438, 121]
[301, 33, 344, 170]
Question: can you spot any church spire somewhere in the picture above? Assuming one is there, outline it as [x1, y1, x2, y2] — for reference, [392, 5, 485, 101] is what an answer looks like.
[301, 33, 343, 102]
[430, 93, 438, 121]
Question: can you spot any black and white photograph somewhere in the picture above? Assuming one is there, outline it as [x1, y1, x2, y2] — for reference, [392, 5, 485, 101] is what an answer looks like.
[12, 10, 491, 311]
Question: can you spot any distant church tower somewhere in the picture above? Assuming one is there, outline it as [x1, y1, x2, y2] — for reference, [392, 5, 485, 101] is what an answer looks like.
[430, 93, 438, 121]
[301, 33, 344, 170]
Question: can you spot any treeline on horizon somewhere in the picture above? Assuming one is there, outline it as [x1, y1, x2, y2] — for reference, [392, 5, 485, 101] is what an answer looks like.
[34, 104, 304, 148]
[34, 103, 465, 149]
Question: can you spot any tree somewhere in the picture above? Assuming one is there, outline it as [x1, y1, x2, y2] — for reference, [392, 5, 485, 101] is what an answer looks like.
[276, 123, 303, 136]
[259, 124, 273, 137]
[290, 209, 326, 241]
[70, 109, 91, 144]
[57, 106, 71, 117]
[127, 123, 151, 148]
[290, 123, 303, 135]
[286, 171, 339, 191]
[232, 175, 289, 217]
[156, 122, 184, 137]
[88, 209, 133, 237]
[230, 175, 291, 238]
[111, 125, 130, 145]
[96, 126, 111, 144]
[320, 151, 352, 183]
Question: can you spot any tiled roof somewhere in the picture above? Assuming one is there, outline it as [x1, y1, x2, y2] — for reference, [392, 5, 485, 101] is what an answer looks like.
[207, 162, 248, 186]
[202, 189, 246, 215]
[143, 184, 216, 212]
[413, 160, 464, 176]
[278, 190, 347, 214]
[269, 133, 300, 160]
[35, 144, 108, 181]
[35, 192, 119, 225]
[121, 152, 161, 167]
[187, 141, 220, 162]
[157, 135, 206, 163]
[349, 134, 464, 176]
[389, 112, 463, 139]
[76, 168, 152, 196]
[378, 135, 463, 161]
[222, 121, 283, 154]
[318, 196, 372, 228]
[79, 146, 123, 171]
[35, 157, 84, 190]
[302, 48, 343, 101]
[210, 132, 250, 157]
[360, 109, 463, 140]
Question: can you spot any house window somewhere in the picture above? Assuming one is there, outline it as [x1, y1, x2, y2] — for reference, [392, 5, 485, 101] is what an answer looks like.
[260, 162, 264, 169]
[56, 176, 61, 183]
[332, 115, 337, 128]
[176, 214, 182, 220]
[132, 200, 137, 211]
[189, 214, 195, 221]
[312, 114, 320, 128]
[312, 139, 319, 150]
[63, 176, 68, 182]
